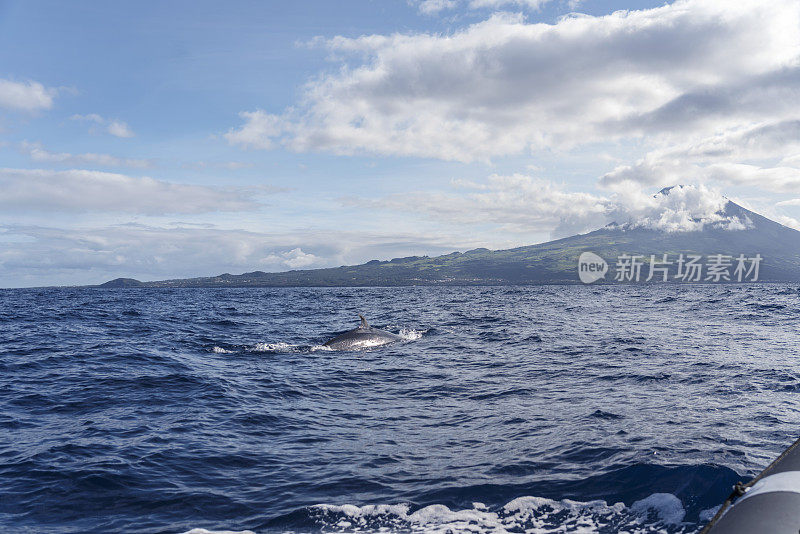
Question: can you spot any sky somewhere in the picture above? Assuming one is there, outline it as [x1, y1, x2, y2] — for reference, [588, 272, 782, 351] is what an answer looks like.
[2, 0, 800, 287]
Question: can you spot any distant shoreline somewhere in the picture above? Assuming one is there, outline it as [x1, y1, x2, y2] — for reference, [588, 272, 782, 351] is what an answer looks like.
[2, 280, 794, 291]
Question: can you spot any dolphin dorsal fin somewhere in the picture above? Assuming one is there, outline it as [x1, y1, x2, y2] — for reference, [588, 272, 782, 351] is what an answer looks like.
[359, 314, 369, 329]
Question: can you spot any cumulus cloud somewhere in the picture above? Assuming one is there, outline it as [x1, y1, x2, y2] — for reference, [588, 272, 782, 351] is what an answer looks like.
[346, 178, 752, 237]
[0, 78, 57, 111]
[226, 0, 800, 162]
[415, 0, 458, 15]
[261, 247, 319, 269]
[0, 168, 260, 214]
[224, 110, 283, 149]
[71, 113, 135, 138]
[20, 141, 153, 168]
[106, 120, 135, 138]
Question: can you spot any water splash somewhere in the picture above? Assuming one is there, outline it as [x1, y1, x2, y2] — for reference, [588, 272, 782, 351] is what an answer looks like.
[308, 493, 697, 533]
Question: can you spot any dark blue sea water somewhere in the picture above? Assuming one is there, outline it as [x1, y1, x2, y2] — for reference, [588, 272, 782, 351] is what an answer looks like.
[2, 285, 800, 533]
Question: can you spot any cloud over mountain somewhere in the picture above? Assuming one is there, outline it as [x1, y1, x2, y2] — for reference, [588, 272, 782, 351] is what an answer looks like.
[347, 179, 747, 237]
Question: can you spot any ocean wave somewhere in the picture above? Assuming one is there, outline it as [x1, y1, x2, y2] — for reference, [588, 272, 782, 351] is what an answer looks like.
[3, 284, 796, 533]
[307, 493, 699, 533]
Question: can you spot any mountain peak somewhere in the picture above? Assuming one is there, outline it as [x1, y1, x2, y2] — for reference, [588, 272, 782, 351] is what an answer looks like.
[655, 184, 689, 197]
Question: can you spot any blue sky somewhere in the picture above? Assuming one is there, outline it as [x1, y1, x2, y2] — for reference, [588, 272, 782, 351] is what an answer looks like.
[2, 0, 800, 287]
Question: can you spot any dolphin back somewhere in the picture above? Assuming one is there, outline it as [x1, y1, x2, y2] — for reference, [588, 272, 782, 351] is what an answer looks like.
[323, 315, 401, 350]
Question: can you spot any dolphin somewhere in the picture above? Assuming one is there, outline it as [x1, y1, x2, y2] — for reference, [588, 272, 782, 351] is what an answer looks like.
[323, 315, 403, 350]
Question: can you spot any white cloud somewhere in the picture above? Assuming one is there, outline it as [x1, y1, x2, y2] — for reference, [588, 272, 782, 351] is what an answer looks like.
[224, 110, 283, 149]
[780, 154, 800, 167]
[607, 184, 751, 233]
[704, 164, 800, 192]
[261, 247, 319, 269]
[415, 0, 458, 15]
[20, 141, 153, 168]
[0, 168, 259, 214]
[346, 178, 751, 237]
[775, 214, 800, 230]
[0, 78, 57, 111]
[71, 113, 135, 138]
[600, 120, 800, 193]
[106, 120, 135, 138]
[227, 0, 800, 162]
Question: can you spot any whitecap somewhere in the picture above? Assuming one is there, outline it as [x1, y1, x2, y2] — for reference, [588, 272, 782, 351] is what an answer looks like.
[398, 327, 426, 341]
[314, 503, 411, 517]
[311, 493, 693, 533]
[249, 341, 333, 353]
[250, 342, 299, 353]
[630, 493, 686, 524]
[698, 504, 721, 522]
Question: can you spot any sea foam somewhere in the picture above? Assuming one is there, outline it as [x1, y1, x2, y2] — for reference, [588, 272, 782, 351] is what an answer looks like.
[309, 492, 693, 533]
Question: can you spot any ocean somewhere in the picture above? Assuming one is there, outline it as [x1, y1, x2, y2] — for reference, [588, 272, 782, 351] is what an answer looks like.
[2, 284, 799, 533]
